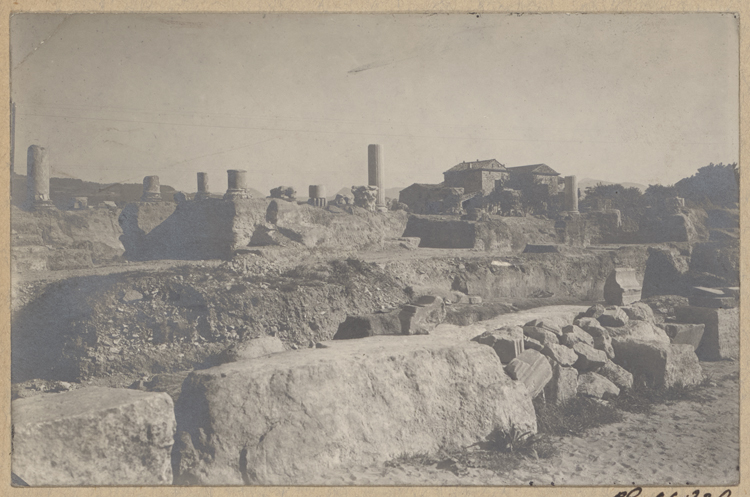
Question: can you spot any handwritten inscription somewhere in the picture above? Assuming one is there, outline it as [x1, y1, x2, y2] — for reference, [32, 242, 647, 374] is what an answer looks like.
[614, 488, 731, 497]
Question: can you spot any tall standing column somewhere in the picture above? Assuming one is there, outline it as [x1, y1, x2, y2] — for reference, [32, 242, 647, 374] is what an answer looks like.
[224, 169, 249, 199]
[564, 175, 578, 212]
[26, 145, 53, 209]
[368, 144, 386, 210]
[141, 175, 162, 201]
[196, 172, 210, 199]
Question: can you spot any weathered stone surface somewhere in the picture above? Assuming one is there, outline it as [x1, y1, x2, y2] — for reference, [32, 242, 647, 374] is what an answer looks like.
[663, 323, 705, 351]
[577, 372, 620, 400]
[593, 332, 615, 360]
[603, 268, 642, 306]
[468, 295, 483, 304]
[620, 302, 656, 323]
[544, 363, 578, 405]
[523, 319, 563, 336]
[560, 324, 595, 347]
[505, 349, 553, 398]
[399, 296, 446, 335]
[642, 295, 690, 323]
[541, 343, 578, 367]
[687, 296, 738, 309]
[572, 343, 607, 372]
[472, 326, 525, 363]
[523, 336, 544, 352]
[641, 247, 690, 298]
[173, 336, 536, 485]
[611, 339, 703, 389]
[582, 304, 606, 319]
[333, 311, 401, 339]
[523, 326, 560, 346]
[12, 387, 175, 486]
[598, 308, 629, 327]
[575, 317, 608, 338]
[675, 306, 739, 361]
[605, 320, 670, 344]
[215, 336, 286, 363]
[597, 358, 634, 390]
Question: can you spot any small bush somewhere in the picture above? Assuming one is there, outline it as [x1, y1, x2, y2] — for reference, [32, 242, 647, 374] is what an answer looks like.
[534, 396, 623, 436]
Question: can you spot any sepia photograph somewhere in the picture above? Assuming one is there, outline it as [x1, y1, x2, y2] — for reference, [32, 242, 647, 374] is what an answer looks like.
[8, 12, 741, 489]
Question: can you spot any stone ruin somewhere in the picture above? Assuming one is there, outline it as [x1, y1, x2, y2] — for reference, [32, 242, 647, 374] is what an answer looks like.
[26, 145, 54, 210]
[270, 186, 297, 202]
[307, 185, 326, 207]
[352, 185, 379, 211]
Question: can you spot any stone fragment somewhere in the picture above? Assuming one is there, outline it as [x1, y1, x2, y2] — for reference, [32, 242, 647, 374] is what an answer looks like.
[605, 320, 670, 343]
[173, 336, 536, 485]
[642, 295, 689, 322]
[620, 302, 656, 323]
[663, 323, 705, 351]
[541, 343, 578, 367]
[522, 336, 544, 352]
[468, 295, 483, 304]
[524, 319, 563, 336]
[334, 311, 402, 339]
[522, 326, 559, 346]
[603, 268, 642, 306]
[641, 247, 689, 298]
[122, 290, 144, 303]
[572, 343, 607, 372]
[597, 308, 629, 327]
[12, 387, 175, 486]
[611, 339, 703, 389]
[574, 317, 608, 338]
[544, 363, 578, 405]
[597, 358, 634, 390]
[472, 326, 525, 364]
[577, 372, 620, 400]
[398, 296, 446, 335]
[593, 332, 615, 360]
[675, 306, 739, 361]
[560, 324, 594, 347]
[504, 350, 553, 398]
[215, 336, 286, 364]
[582, 304, 606, 319]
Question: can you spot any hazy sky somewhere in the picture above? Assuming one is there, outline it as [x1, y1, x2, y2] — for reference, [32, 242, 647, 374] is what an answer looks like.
[11, 13, 739, 195]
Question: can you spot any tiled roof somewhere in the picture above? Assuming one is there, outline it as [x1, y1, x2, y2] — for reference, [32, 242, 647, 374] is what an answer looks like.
[444, 159, 507, 174]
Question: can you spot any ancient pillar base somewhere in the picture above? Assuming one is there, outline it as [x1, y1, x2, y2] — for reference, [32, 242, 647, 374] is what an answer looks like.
[308, 198, 327, 207]
[224, 190, 249, 200]
[194, 192, 212, 201]
[28, 200, 55, 211]
[140, 193, 162, 202]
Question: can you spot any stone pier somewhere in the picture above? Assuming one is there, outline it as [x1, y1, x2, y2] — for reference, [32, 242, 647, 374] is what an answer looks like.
[26, 145, 53, 209]
[196, 172, 210, 200]
[224, 169, 249, 199]
[141, 176, 162, 202]
[368, 144, 386, 210]
[308, 185, 327, 207]
[564, 175, 578, 213]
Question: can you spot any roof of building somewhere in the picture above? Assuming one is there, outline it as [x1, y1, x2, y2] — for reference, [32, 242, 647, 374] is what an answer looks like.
[506, 164, 560, 176]
[444, 159, 507, 174]
[401, 183, 445, 191]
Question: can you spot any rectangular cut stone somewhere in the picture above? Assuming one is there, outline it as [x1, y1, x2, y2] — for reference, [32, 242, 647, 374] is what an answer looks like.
[603, 268, 642, 306]
[398, 297, 445, 335]
[12, 387, 175, 486]
[494, 337, 524, 363]
[334, 312, 402, 339]
[675, 306, 739, 360]
[663, 323, 705, 351]
[173, 336, 537, 485]
[505, 349, 553, 398]
[611, 339, 703, 389]
[543, 363, 578, 405]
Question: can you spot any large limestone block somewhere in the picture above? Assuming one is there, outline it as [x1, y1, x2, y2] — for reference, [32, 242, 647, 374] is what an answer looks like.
[603, 268, 642, 306]
[605, 320, 670, 344]
[572, 343, 607, 372]
[577, 372, 620, 400]
[523, 326, 560, 346]
[12, 387, 175, 486]
[173, 336, 536, 485]
[620, 302, 656, 323]
[597, 358, 634, 390]
[544, 363, 578, 405]
[472, 326, 525, 363]
[215, 336, 286, 363]
[505, 349, 553, 398]
[675, 306, 739, 360]
[611, 339, 703, 389]
[541, 343, 578, 367]
[398, 296, 446, 335]
[560, 324, 595, 347]
[598, 307, 629, 327]
[333, 311, 402, 339]
[663, 323, 705, 351]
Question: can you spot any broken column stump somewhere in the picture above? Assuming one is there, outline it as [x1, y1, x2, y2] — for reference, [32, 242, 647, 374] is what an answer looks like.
[603, 268, 642, 306]
[505, 349, 553, 398]
[12, 387, 175, 486]
[471, 326, 525, 363]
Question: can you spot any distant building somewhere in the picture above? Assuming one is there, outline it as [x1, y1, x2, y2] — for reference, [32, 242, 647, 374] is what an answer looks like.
[443, 159, 508, 195]
[506, 163, 562, 191]
[399, 184, 465, 215]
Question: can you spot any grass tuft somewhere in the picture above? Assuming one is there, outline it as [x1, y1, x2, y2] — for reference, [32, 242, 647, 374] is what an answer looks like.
[534, 396, 623, 436]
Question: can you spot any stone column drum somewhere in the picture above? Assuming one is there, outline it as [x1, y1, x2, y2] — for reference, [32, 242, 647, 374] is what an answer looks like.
[308, 185, 327, 207]
[26, 145, 53, 209]
[368, 144, 386, 209]
[225, 170, 248, 199]
[141, 176, 162, 201]
[564, 175, 578, 212]
[196, 172, 210, 199]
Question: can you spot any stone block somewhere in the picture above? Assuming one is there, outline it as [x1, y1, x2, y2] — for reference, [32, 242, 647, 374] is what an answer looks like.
[523, 326, 560, 346]
[581, 304, 606, 319]
[505, 350, 553, 398]
[597, 358, 634, 390]
[523, 318, 563, 336]
[472, 326, 525, 364]
[577, 372, 620, 400]
[541, 343, 578, 367]
[523, 336, 544, 352]
[641, 247, 689, 298]
[675, 306, 739, 361]
[572, 343, 607, 372]
[603, 268, 642, 306]
[605, 320, 670, 344]
[544, 363, 578, 405]
[398, 296, 446, 335]
[215, 336, 286, 363]
[611, 339, 703, 389]
[663, 323, 705, 351]
[334, 312, 402, 340]
[173, 336, 536, 485]
[593, 333, 615, 360]
[560, 324, 594, 347]
[469, 295, 483, 304]
[597, 308, 629, 327]
[620, 302, 656, 323]
[12, 387, 175, 486]
[575, 317, 608, 338]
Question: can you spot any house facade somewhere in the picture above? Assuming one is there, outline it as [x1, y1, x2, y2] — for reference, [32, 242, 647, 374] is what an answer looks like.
[443, 159, 509, 195]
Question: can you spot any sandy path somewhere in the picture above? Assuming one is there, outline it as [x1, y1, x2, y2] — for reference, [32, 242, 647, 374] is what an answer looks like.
[311, 361, 739, 487]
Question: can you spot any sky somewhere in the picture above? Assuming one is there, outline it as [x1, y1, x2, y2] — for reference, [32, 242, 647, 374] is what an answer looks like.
[10, 13, 739, 195]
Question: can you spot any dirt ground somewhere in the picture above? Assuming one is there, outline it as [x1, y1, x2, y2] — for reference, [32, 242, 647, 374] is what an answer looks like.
[310, 360, 739, 487]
